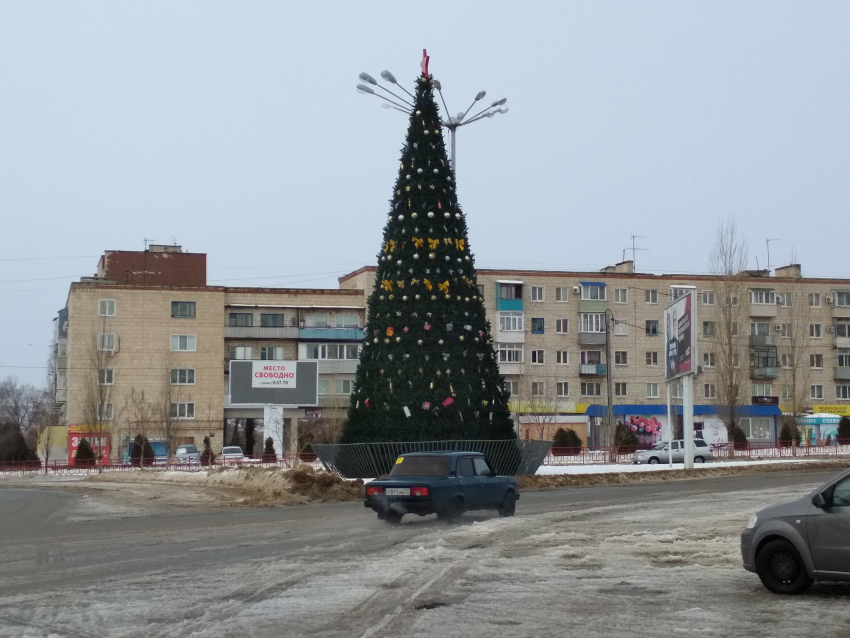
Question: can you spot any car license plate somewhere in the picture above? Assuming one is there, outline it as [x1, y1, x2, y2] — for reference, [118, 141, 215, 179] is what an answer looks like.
[385, 488, 410, 496]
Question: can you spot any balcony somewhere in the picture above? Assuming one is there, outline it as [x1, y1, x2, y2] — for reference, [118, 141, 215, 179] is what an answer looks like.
[318, 395, 351, 409]
[498, 362, 523, 376]
[750, 366, 778, 379]
[579, 364, 607, 376]
[578, 332, 606, 346]
[299, 327, 363, 341]
[835, 367, 850, 381]
[316, 359, 359, 374]
[495, 298, 523, 312]
[224, 326, 299, 339]
[835, 334, 850, 349]
[749, 335, 775, 347]
[55, 355, 67, 370]
[749, 303, 778, 318]
[578, 300, 607, 313]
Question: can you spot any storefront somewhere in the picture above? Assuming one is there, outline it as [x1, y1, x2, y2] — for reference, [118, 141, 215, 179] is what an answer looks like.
[796, 414, 842, 446]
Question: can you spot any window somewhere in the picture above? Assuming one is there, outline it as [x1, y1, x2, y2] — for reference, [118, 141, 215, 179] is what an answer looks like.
[531, 286, 544, 302]
[727, 293, 739, 306]
[671, 287, 692, 300]
[531, 318, 545, 334]
[304, 313, 329, 327]
[261, 346, 284, 360]
[556, 350, 569, 365]
[556, 382, 570, 397]
[703, 352, 716, 367]
[98, 368, 114, 386]
[739, 417, 772, 440]
[645, 320, 659, 336]
[97, 333, 116, 352]
[780, 323, 792, 338]
[335, 380, 353, 394]
[751, 322, 770, 336]
[671, 383, 683, 399]
[317, 380, 328, 395]
[837, 385, 850, 400]
[809, 293, 821, 308]
[497, 343, 523, 363]
[555, 287, 570, 302]
[614, 382, 627, 397]
[505, 380, 520, 396]
[531, 350, 544, 365]
[96, 403, 113, 421]
[499, 311, 523, 332]
[781, 385, 793, 400]
[646, 351, 658, 366]
[778, 292, 792, 307]
[531, 381, 545, 396]
[811, 385, 824, 400]
[752, 384, 773, 397]
[645, 289, 658, 304]
[581, 382, 602, 396]
[614, 288, 628, 304]
[614, 351, 628, 365]
[810, 324, 823, 338]
[749, 290, 776, 305]
[580, 313, 605, 333]
[229, 345, 252, 360]
[581, 285, 606, 300]
[98, 299, 116, 316]
[732, 322, 740, 337]
[171, 369, 195, 385]
[701, 291, 715, 305]
[836, 322, 850, 338]
[170, 402, 195, 419]
[836, 292, 850, 307]
[260, 313, 285, 327]
[171, 301, 196, 318]
[780, 353, 793, 368]
[646, 383, 659, 399]
[336, 314, 359, 328]
[703, 321, 715, 337]
[498, 283, 522, 299]
[306, 344, 359, 359]
[733, 352, 741, 368]
[838, 349, 850, 367]
[580, 351, 602, 365]
[613, 321, 628, 336]
[555, 319, 569, 334]
[704, 384, 716, 399]
[810, 354, 824, 369]
[171, 335, 196, 351]
[229, 312, 253, 327]
[751, 348, 778, 368]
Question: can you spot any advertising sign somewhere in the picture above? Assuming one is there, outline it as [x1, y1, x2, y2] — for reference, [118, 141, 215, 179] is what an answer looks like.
[252, 361, 297, 389]
[68, 425, 111, 464]
[812, 404, 850, 416]
[664, 291, 697, 380]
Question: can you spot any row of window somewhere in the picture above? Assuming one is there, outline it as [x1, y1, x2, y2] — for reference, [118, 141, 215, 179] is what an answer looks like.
[94, 402, 195, 421]
[96, 368, 196, 386]
[227, 312, 359, 328]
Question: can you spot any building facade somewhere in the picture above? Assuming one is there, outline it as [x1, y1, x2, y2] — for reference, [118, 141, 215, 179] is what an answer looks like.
[340, 261, 850, 448]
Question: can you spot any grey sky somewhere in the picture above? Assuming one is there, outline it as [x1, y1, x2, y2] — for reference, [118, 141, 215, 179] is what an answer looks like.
[2, 1, 849, 386]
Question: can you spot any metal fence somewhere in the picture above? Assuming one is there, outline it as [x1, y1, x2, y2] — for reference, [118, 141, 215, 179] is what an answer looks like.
[312, 440, 553, 479]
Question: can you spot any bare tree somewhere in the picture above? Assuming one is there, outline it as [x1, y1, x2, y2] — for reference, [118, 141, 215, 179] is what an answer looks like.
[707, 218, 749, 456]
[122, 388, 157, 469]
[159, 363, 188, 467]
[0, 376, 45, 445]
[776, 287, 815, 453]
[516, 377, 566, 442]
[80, 323, 115, 472]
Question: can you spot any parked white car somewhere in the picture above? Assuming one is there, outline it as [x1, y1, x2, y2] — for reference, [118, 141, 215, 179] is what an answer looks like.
[632, 439, 714, 464]
[220, 446, 245, 463]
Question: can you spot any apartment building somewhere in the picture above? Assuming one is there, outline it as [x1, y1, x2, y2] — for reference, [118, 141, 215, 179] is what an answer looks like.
[340, 261, 850, 447]
[54, 246, 365, 463]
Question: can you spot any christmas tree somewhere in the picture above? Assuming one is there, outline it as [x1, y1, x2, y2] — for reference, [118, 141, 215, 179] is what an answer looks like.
[342, 55, 515, 444]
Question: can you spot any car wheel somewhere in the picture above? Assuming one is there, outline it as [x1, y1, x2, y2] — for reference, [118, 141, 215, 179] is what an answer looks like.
[498, 492, 516, 517]
[648, 457, 659, 465]
[694, 456, 705, 464]
[755, 540, 813, 594]
[445, 497, 465, 525]
[384, 510, 403, 525]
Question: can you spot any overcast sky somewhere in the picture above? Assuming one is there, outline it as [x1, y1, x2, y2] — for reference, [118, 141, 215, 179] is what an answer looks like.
[2, 1, 849, 387]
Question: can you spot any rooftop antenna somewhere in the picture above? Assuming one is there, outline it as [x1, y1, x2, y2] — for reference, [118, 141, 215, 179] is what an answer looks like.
[143, 237, 156, 251]
[766, 238, 779, 272]
[171, 236, 177, 245]
[628, 234, 648, 271]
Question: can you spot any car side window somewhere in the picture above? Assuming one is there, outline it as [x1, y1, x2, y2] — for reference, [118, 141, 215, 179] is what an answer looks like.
[472, 458, 492, 476]
[457, 457, 475, 477]
[832, 477, 850, 506]
[671, 442, 680, 450]
[695, 440, 707, 448]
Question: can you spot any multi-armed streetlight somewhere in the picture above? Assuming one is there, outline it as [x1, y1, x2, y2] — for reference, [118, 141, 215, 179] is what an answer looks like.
[356, 60, 508, 172]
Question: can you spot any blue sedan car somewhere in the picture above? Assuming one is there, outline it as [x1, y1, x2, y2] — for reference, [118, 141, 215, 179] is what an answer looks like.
[364, 451, 519, 525]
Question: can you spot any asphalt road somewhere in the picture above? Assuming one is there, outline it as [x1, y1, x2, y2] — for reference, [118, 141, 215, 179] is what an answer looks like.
[0, 470, 847, 638]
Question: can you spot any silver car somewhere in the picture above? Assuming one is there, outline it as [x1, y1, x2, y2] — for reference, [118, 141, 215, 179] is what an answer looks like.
[631, 439, 714, 464]
[174, 444, 200, 463]
[741, 466, 850, 594]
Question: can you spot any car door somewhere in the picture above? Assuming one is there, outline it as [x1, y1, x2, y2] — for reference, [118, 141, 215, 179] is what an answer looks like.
[670, 441, 682, 463]
[473, 457, 501, 507]
[456, 457, 481, 509]
[808, 475, 850, 577]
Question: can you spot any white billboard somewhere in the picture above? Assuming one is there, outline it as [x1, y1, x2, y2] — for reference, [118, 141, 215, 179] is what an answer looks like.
[664, 290, 697, 381]
[251, 361, 297, 389]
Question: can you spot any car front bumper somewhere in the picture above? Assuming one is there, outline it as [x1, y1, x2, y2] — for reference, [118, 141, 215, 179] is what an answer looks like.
[740, 528, 756, 572]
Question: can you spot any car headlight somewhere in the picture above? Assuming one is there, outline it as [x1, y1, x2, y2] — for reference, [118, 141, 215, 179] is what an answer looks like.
[745, 513, 758, 529]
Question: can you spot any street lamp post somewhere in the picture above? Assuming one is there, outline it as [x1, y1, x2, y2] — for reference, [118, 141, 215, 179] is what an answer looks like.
[356, 51, 508, 173]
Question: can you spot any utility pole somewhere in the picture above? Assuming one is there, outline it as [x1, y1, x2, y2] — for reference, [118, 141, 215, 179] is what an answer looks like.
[605, 309, 615, 459]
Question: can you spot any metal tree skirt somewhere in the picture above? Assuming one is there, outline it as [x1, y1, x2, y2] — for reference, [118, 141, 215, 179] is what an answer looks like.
[312, 440, 553, 479]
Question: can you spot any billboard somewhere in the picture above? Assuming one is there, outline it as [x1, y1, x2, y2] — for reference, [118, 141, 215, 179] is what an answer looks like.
[664, 291, 697, 380]
[229, 360, 319, 406]
[68, 425, 111, 464]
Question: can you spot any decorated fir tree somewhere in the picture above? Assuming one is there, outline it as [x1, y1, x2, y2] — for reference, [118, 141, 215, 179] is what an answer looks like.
[342, 57, 514, 444]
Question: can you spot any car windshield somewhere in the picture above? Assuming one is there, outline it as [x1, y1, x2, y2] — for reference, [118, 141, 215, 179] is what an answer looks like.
[651, 441, 668, 450]
[222, 447, 242, 454]
[179, 445, 198, 453]
[389, 456, 450, 477]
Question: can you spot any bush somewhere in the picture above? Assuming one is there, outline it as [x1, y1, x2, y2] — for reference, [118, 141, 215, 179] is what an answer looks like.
[129, 434, 155, 467]
[200, 436, 216, 467]
[730, 425, 749, 450]
[75, 438, 96, 466]
[552, 427, 582, 454]
[262, 436, 277, 462]
[778, 422, 798, 448]
[614, 423, 639, 452]
[838, 417, 850, 445]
